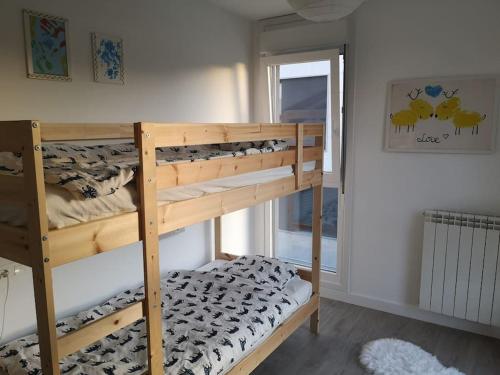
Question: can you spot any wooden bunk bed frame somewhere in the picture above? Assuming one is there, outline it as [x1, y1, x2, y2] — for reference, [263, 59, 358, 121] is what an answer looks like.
[0, 120, 324, 375]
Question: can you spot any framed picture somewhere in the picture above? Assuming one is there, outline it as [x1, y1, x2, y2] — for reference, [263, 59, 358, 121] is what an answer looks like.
[385, 76, 498, 153]
[23, 9, 71, 81]
[91, 33, 124, 84]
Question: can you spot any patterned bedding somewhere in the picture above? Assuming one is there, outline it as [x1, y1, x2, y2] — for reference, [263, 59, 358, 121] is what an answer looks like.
[0, 141, 288, 200]
[0, 256, 307, 375]
[0, 164, 315, 230]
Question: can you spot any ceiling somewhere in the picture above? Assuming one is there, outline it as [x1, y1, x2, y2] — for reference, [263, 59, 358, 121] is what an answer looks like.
[208, 0, 295, 20]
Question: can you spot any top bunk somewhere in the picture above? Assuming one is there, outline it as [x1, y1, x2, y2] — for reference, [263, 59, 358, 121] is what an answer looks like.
[0, 121, 324, 269]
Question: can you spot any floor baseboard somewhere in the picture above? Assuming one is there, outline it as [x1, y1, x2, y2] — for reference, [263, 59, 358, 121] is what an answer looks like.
[320, 287, 500, 340]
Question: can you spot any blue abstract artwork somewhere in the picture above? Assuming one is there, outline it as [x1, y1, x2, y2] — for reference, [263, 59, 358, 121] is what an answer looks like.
[92, 33, 124, 84]
[24, 10, 71, 80]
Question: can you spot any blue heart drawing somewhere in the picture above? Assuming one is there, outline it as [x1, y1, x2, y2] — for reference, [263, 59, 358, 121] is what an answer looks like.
[425, 85, 443, 97]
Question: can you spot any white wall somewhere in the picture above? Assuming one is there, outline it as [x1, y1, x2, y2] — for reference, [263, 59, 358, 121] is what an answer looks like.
[0, 0, 252, 342]
[349, 0, 500, 306]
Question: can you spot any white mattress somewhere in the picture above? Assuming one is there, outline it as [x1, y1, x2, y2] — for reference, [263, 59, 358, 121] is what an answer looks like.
[0, 162, 315, 229]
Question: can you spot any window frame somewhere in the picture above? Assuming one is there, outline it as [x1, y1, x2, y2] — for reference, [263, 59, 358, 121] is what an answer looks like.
[260, 49, 344, 288]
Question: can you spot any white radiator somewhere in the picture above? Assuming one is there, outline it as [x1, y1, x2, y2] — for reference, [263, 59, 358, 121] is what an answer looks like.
[420, 210, 500, 326]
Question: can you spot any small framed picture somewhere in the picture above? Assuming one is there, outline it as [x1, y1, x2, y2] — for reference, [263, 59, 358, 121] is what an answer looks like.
[23, 9, 71, 81]
[91, 33, 124, 84]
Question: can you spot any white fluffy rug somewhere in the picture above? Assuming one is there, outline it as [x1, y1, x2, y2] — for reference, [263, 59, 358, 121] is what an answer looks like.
[360, 338, 465, 375]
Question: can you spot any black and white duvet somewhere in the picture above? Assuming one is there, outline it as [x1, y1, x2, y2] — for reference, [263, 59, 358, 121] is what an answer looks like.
[0, 256, 303, 375]
[0, 141, 288, 200]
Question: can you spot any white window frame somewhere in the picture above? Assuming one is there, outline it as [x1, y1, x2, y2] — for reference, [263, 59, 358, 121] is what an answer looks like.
[260, 49, 345, 289]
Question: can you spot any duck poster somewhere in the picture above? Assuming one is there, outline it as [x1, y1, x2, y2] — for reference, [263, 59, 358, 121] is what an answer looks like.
[385, 76, 498, 153]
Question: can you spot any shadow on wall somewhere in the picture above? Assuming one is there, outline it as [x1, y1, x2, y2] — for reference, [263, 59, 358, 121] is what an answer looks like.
[233, 63, 251, 123]
[197, 63, 250, 123]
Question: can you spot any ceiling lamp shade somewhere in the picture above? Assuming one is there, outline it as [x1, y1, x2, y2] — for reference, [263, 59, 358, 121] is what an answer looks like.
[287, 0, 366, 22]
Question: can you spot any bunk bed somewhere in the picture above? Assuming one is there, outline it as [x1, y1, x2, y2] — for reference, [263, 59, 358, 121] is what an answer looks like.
[0, 120, 324, 375]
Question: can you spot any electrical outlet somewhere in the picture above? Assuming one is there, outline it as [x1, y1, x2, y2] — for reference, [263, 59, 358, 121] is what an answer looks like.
[0, 261, 24, 279]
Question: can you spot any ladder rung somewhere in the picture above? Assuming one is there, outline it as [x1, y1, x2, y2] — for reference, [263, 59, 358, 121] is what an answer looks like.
[57, 301, 144, 359]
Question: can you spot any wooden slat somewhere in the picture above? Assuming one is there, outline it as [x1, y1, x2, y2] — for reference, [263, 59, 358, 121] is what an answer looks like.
[297, 268, 312, 282]
[149, 123, 323, 147]
[0, 224, 30, 266]
[303, 124, 324, 137]
[0, 121, 32, 152]
[38, 122, 323, 143]
[158, 150, 292, 189]
[48, 212, 140, 267]
[0, 174, 25, 204]
[23, 121, 60, 374]
[314, 130, 324, 172]
[40, 123, 133, 141]
[295, 124, 304, 189]
[304, 146, 323, 161]
[0, 224, 28, 246]
[135, 122, 164, 375]
[157, 147, 322, 189]
[226, 295, 319, 375]
[57, 301, 143, 359]
[153, 123, 295, 146]
[310, 184, 323, 334]
[157, 171, 322, 233]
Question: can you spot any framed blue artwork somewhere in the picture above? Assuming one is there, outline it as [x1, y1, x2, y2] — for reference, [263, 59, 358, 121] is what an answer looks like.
[91, 33, 124, 84]
[23, 9, 71, 81]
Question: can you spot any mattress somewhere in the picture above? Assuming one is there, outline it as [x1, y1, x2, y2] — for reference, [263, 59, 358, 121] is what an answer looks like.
[0, 162, 315, 229]
[0, 256, 313, 375]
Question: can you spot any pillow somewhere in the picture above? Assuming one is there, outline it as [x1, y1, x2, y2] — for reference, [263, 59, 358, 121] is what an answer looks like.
[218, 255, 297, 289]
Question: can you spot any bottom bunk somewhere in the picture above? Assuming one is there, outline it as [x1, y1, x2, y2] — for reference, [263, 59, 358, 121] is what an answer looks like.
[0, 256, 317, 375]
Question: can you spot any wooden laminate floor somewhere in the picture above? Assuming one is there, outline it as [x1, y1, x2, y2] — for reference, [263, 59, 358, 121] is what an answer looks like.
[252, 298, 500, 375]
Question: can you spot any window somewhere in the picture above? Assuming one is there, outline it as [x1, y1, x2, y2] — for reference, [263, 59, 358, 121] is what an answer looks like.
[262, 49, 344, 278]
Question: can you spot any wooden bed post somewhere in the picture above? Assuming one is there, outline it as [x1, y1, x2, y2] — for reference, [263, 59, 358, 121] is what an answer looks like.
[295, 123, 304, 189]
[310, 129, 324, 334]
[214, 216, 223, 260]
[135, 122, 164, 375]
[23, 120, 60, 374]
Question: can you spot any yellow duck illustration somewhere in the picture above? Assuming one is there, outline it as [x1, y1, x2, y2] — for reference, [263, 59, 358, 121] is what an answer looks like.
[390, 88, 434, 132]
[453, 110, 486, 135]
[435, 89, 486, 134]
[435, 96, 461, 121]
